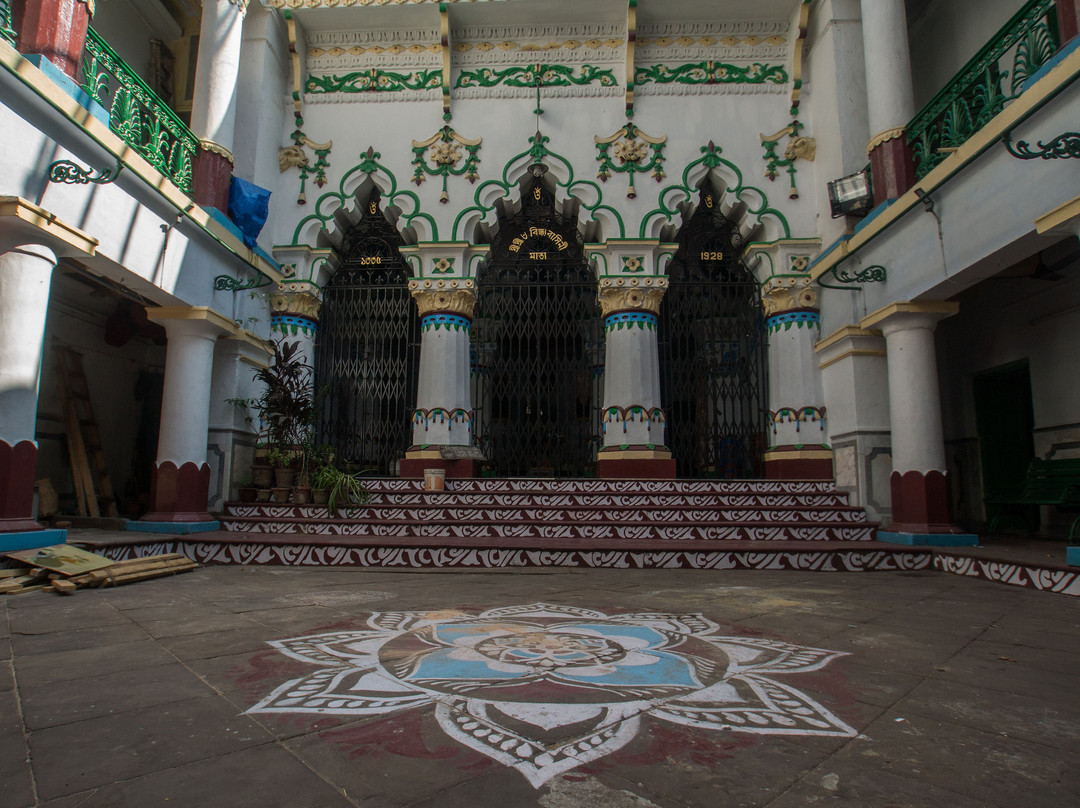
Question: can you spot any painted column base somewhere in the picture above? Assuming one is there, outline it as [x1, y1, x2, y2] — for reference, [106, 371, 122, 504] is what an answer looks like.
[878, 531, 979, 547]
[0, 440, 40, 533]
[192, 146, 232, 213]
[869, 135, 917, 206]
[140, 462, 214, 523]
[764, 446, 834, 480]
[596, 447, 676, 480]
[14, 0, 90, 79]
[0, 528, 67, 553]
[888, 469, 965, 534]
[126, 519, 220, 534]
[400, 449, 479, 480]
[1067, 546, 1080, 567]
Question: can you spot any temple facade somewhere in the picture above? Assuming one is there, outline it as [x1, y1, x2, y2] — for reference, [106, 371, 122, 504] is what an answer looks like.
[1, 0, 1079, 546]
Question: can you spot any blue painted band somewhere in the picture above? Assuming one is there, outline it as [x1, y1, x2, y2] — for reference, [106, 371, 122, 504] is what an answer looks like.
[126, 520, 221, 534]
[605, 311, 657, 329]
[0, 529, 68, 553]
[421, 313, 472, 331]
[767, 310, 820, 331]
[271, 314, 317, 333]
[877, 531, 979, 547]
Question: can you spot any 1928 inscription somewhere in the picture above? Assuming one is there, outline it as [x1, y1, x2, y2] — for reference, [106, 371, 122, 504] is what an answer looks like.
[700, 251, 724, 261]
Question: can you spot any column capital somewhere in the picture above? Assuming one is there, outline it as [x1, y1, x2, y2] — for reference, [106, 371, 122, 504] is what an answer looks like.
[761, 274, 818, 317]
[598, 276, 668, 317]
[866, 127, 907, 155]
[409, 279, 477, 319]
[860, 301, 959, 335]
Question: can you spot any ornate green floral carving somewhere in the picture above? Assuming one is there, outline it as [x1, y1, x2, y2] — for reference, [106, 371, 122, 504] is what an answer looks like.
[306, 68, 442, 94]
[411, 125, 481, 203]
[595, 122, 667, 199]
[80, 28, 197, 194]
[634, 61, 788, 87]
[0, 0, 17, 45]
[455, 63, 617, 89]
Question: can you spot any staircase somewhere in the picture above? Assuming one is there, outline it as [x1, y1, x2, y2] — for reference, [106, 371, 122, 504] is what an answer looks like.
[82, 478, 932, 572]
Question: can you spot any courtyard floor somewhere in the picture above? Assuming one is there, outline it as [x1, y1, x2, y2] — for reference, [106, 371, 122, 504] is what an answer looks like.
[2, 562, 1079, 807]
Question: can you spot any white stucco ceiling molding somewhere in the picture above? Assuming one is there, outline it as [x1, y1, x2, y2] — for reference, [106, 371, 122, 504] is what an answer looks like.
[638, 140, 792, 248]
[451, 134, 624, 246]
[287, 148, 437, 252]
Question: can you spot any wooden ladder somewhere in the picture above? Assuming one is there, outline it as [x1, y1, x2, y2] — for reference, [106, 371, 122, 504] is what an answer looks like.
[54, 347, 118, 518]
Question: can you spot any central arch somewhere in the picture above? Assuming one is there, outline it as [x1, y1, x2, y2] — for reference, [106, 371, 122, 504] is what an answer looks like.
[658, 187, 768, 478]
[472, 168, 602, 476]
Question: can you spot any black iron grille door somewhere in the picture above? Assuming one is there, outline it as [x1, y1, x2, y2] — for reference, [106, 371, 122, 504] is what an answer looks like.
[472, 172, 601, 476]
[315, 194, 419, 472]
[658, 190, 768, 478]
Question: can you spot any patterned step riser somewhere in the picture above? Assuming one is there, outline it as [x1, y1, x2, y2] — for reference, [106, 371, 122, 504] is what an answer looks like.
[226, 493, 852, 515]
[355, 479, 841, 496]
[219, 520, 875, 542]
[224, 506, 866, 524]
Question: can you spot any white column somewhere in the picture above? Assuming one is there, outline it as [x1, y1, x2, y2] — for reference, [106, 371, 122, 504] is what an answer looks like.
[409, 281, 475, 446]
[879, 314, 947, 475]
[190, 0, 246, 153]
[269, 289, 322, 389]
[0, 244, 57, 447]
[156, 319, 226, 467]
[860, 0, 915, 140]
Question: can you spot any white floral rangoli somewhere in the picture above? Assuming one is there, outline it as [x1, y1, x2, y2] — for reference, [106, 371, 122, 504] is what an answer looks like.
[248, 603, 857, 786]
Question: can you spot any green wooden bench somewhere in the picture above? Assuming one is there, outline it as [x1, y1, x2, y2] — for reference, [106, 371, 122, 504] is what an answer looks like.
[985, 458, 1080, 539]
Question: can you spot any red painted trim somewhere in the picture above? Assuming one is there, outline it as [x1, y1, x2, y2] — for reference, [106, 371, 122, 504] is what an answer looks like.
[595, 458, 677, 480]
[398, 458, 479, 480]
[887, 469, 962, 533]
[143, 461, 214, 522]
[1058, 0, 1080, 45]
[0, 440, 42, 531]
[13, 0, 90, 79]
[764, 457, 833, 480]
[192, 148, 232, 213]
[869, 136, 916, 206]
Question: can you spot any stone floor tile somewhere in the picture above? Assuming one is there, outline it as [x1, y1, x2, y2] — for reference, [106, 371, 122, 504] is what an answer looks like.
[12, 639, 178, 685]
[9, 622, 149, 656]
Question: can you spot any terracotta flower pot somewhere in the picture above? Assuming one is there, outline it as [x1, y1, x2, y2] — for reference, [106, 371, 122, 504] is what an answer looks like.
[271, 486, 292, 503]
[252, 465, 273, 488]
[274, 468, 297, 488]
[256, 489, 272, 502]
[237, 487, 258, 503]
[312, 488, 329, 506]
[292, 485, 312, 505]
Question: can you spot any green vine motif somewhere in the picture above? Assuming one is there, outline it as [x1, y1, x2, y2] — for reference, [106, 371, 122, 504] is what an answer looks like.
[1003, 131, 1080, 160]
[634, 61, 788, 87]
[907, 0, 1058, 179]
[0, 0, 17, 46]
[817, 264, 887, 291]
[455, 63, 617, 89]
[411, 125, 482, 203]
[213, 273, 275, 292]
[640, 141, 791, 240]
[595, 121, 667, 199]
[48, 158, 123, 186]
[306, 68, 442, 94]
[760, 120, 815, 200]
[80, 28, 197, 195]
[451, 132, 626, 241]
[281, 129, 332, 205]
[290, 146, 438, 245]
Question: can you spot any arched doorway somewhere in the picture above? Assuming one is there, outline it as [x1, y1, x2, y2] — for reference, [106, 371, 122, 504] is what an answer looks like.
[315, 191, 419, 472]
[658, 189, 768, 478]
[472, 169, 602, 476]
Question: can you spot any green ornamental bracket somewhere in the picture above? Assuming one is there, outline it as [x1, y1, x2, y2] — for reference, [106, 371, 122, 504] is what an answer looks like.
[760, 120, 815, 199]
[214, 273, 275, 292]
[47, 157, 123, 186]
[1003, 131, 1080, 160]
[818, 264, 887, 291]
[411, 125, 481, 203]
[595, 121, 667, 199]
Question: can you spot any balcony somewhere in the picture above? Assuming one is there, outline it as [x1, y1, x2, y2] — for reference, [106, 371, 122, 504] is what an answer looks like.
[907, 0, 1065, 179]
[78, 27, 197, 195]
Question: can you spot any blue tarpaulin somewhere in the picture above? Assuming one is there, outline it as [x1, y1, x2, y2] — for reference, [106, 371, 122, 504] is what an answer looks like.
[228, 176, 271, 248]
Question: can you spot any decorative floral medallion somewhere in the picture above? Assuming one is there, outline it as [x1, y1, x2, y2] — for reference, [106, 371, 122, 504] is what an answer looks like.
[248, 603, 856, 787]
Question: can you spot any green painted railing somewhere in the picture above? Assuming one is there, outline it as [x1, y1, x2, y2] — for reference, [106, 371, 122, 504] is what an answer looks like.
[80, 27, 197, 194]
[907, 0, 1061, 179]
[0, 0, 17, 46]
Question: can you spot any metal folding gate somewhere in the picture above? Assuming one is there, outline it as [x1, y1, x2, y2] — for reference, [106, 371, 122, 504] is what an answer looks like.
[471, 173, 602, 476]
[315, 193, 420, 472]
[658, 190, 768, 478]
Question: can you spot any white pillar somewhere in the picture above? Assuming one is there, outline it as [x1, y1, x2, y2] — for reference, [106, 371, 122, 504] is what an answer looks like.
[0, 244, 57, 447]
[860, 0, 915, 140]
[270, 289, 321, 384]
[409, 281, 475, 447]
[190, 0, 246, 153]
[0, 244, 57, 530]
[863, 302, 960, 533]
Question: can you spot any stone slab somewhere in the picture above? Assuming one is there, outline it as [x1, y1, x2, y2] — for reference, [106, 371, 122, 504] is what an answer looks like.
[878, 530, 980, 546]
[125, 519, 220, 534]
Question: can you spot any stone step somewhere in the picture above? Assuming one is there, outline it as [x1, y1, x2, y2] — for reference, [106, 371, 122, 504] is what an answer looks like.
[356, 478, 841, 495]
[223, 503, 867, 524]
[218, 518, 875, 542]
